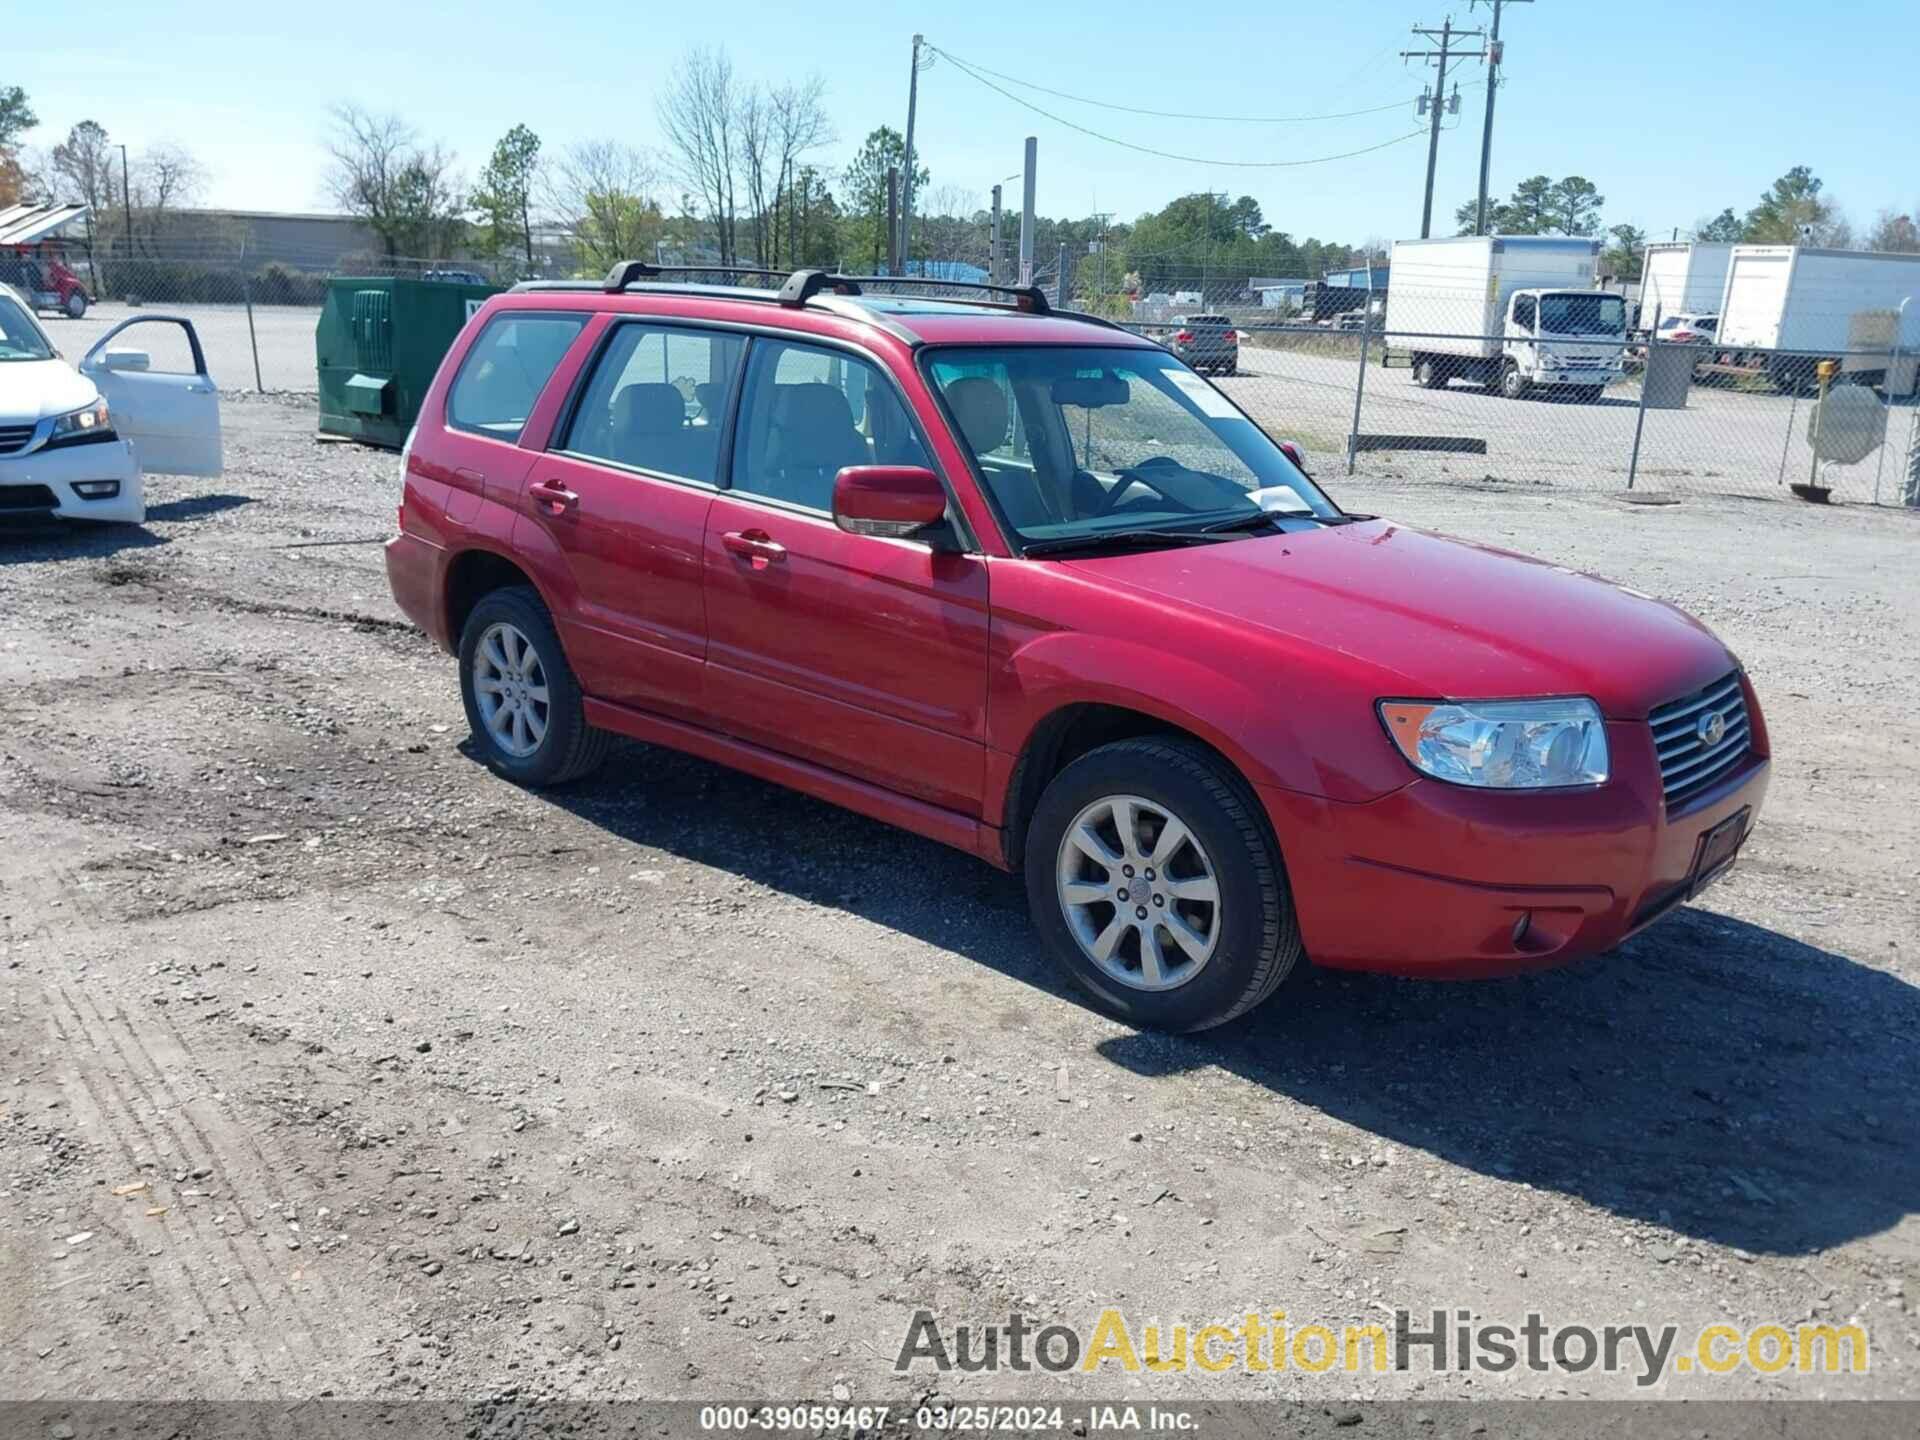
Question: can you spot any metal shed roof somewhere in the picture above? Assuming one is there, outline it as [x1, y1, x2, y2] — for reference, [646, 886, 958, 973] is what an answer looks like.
[0, 203, 91, 247]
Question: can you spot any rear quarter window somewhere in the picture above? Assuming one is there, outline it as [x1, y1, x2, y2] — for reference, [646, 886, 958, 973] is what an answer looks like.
[446, 312, 588, 442]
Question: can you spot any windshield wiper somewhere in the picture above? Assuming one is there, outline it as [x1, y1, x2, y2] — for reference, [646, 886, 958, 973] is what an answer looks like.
[1196, 509, 1312, 533]
[1022, 528, 1235, 557]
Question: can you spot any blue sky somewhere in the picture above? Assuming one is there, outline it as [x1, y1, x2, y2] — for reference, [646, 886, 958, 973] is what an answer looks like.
[13, 1, 1917, 244]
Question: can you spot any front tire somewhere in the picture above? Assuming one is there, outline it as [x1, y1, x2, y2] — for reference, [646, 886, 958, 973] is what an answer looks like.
[458, 585, 609, 787]
[64, 291, 88, 319]
[1024, 738, 1301, 1032]
[1500, 361, 1529, 400]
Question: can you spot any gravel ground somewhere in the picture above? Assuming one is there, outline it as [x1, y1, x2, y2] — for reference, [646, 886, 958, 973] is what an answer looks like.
[2, 396, 1917, 1411]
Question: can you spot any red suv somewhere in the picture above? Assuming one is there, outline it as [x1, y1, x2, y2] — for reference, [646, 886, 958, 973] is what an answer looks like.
[386, 265, 1770, 1031]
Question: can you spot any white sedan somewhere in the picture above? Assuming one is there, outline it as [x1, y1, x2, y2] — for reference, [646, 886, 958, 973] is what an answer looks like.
[0, 282, 222, 524]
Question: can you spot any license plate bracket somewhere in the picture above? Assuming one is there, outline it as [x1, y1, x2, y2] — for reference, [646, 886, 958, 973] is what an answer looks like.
[1690, 808, 1750, 895]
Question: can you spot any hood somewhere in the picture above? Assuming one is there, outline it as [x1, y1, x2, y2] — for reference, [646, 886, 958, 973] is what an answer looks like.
[0, 358, 99, 426]
[1065, 519, 1734, 718]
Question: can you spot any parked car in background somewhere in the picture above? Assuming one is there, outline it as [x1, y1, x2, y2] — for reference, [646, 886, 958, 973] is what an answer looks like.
[1657, 313, 1719, 346]
[386, 265, 1769, 1032]
[0, 283, 223, 524]
[1165, 314, 1238, 375]
[424, 268, 491, 287]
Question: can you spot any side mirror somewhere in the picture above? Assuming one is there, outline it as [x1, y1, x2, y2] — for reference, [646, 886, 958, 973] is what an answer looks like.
[1277, 440, 1311, 475]
[103, 348, 151, 372]
[832, 465, 949, 540]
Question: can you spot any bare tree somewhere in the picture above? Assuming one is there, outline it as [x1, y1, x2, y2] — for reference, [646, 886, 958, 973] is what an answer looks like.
[324, 103, 465, 260]
[767, 77, 832, 267]
[736, 85, 775, 267]
[656, 47, 740, 266]
[545, 140, 666, 273]
[1868, 207, 1920, 254]
[125, 143, 207, 254]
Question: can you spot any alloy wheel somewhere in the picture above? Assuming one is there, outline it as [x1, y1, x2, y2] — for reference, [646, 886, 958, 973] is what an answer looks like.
[472, 621, 550, 758]
[1055, 793, 1220, 992]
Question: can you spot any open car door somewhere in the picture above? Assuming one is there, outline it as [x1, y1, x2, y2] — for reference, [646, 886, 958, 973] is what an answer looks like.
[79, 316, 223, 477]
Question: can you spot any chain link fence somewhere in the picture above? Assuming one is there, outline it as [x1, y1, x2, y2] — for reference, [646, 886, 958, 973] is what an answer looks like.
[1124, 275, 1920, 508]
[25, 242, 1919, 507]
[22, 244, 530, 393]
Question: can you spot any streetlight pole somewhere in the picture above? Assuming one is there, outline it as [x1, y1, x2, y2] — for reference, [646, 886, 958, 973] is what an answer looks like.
[118, 143, 133, 268]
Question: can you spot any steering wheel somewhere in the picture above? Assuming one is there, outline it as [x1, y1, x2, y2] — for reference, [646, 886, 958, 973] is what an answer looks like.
[1093, 457, 1183, 517]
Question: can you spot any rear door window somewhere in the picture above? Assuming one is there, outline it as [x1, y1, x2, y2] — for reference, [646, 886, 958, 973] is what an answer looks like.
[561, 322, 746, 484]
[446, 312, 587, 442]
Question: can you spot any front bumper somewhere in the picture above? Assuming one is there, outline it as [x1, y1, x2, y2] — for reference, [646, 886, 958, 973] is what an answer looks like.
[0, 438, 145, 524]
[1261, 717, 1770, 977]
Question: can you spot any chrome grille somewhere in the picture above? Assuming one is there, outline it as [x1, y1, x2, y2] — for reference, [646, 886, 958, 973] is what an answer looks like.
[1649, 672, 1750, 809]
[0, 423, 36, 456]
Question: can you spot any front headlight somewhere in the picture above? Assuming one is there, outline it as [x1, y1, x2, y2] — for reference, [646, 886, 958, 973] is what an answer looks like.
[1378, 697, 1609, 788]
[50, 398, 112, 438]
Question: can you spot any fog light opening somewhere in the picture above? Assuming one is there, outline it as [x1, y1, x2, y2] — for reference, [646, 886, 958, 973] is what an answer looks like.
[72, 480, 121, 499]
[1511, 911, 1534, 949]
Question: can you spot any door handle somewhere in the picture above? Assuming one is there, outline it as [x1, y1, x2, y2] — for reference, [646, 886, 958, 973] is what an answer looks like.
[531, 478, 579, 515]
[721, 529, 787, 568]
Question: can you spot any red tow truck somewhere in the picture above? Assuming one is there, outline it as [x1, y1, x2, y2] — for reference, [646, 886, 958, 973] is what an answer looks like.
[0, 203, 94, 318]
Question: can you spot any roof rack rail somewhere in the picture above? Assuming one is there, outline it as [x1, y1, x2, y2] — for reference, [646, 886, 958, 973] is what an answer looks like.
[837, 273, 1053, 315]
[777, 269, 865, 306]
[602, 260, 797, 292]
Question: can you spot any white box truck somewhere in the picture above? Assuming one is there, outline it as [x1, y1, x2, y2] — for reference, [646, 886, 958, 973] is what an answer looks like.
[1385, 236, 1626, 402]
[1637, 241, 1733, 331]
[1717, 245, 1920, 394]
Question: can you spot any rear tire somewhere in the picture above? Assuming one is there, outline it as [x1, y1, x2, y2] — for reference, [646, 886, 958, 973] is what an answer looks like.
[1413, 356, 1446, 389]
[1024, 738, 1301, 1032]
[458, 585, 610, 787]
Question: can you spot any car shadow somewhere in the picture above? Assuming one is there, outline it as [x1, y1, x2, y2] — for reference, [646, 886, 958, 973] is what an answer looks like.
[533, 737, 1917, 1258]
[0, 493, 256, 565]
[145, 492, 256, 523]
[1099, 910, 1920, 1258]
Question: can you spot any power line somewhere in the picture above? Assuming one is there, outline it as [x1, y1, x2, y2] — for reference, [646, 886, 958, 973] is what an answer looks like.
[933, 49, 1429, 170]
[927, 46, 1420, 124]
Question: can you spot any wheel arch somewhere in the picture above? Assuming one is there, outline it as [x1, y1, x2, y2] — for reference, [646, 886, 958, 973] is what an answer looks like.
[444, 547, 548, 647]
[999, 701, 1277, 871]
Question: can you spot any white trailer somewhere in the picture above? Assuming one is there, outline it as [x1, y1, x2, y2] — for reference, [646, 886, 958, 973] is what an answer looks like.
[1637, 242, 1733, 329]
[1717, 245, 1920, 394]
[1385, 236, 1625, 401]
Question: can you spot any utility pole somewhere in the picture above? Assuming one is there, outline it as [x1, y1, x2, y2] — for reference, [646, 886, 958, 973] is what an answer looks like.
[1019, 137, 1037, 287]
[885, 168, 900, 274]
[900, 33, 930, 275]
[989, 185, 1003, 285]
[1470, 0, 1531, 235]
[1404, 18, 1481, 239]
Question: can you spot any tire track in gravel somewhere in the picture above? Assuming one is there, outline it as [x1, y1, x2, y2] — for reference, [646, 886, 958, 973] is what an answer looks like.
[42, 985, 252, 1381]
[23, 838, 353, 1384]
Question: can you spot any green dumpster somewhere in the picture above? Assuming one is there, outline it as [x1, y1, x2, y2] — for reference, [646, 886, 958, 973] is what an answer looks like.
[316, 276, 502, 447]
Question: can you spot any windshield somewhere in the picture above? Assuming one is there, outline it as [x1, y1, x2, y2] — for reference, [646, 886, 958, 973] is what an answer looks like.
[0, 295, 55, 362]
[924, 345, 1339, 549]
[1539, 293, 1626, 337]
